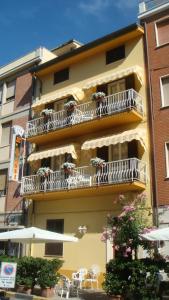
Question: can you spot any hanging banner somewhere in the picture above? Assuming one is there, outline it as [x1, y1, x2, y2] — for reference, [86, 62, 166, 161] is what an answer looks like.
[9, 125, 25, 181]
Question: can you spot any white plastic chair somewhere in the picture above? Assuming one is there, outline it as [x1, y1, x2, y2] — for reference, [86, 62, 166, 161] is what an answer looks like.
[72, 268, 88, 289]
[56, 275, 72, 299]
[85, 265, 100, 289]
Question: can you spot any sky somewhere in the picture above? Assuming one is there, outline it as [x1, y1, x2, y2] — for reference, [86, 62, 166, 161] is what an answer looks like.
[0, 0, 138, 67]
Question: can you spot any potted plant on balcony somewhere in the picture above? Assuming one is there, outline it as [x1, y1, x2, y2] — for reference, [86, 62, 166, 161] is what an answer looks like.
[64, 100, 77, 112]
[40, 108, 54, 118]
[90, 157, 105, 169]
[37, 167, 52, 177]
[61, 162, 76, 175]
[91, 92, 105, 102]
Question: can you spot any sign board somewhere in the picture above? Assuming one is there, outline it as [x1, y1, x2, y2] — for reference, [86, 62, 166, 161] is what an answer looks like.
[9, 125, 25, 181]
[0, 262, 17, 288]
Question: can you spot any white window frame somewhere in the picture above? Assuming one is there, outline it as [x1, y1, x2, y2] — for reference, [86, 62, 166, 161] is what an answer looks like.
[155, 17, 169, 47]
[160, 74, 169, 108]
[165, 142, 169, 178]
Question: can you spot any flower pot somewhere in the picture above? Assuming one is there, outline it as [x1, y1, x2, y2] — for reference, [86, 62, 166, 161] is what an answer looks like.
[108, 296, 123, 300]
[64, 169, 73, 175]
[41, 287, 55, 298]
[16, 284, 25, 293]
[24, 288, 32, 295]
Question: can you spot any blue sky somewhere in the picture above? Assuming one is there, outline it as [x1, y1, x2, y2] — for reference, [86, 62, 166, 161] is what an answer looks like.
[0, 0, 138, 66]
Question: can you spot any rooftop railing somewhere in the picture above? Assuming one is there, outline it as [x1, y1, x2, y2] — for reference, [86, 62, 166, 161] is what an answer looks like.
[26, 89, 143, 138]
[139, 0, 169, 14]
[21, 158, 147, 195]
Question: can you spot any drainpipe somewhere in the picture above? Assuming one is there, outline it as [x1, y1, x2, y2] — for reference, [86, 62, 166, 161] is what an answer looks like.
[143, 20, 159, 227]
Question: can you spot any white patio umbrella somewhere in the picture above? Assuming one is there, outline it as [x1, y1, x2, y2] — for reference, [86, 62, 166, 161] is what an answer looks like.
[140, 227, 169, 241]
[0, 226, 78, 243]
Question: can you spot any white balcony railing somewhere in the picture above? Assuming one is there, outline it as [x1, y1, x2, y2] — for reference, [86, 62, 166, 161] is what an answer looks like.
[26, 89, 143, 138]
[21, 158, 147, 195]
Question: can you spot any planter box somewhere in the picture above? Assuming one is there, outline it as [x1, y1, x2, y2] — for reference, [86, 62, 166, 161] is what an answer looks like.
[41, 287, 55, 298]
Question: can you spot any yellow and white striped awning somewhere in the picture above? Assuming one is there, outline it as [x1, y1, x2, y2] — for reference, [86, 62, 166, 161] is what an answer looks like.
[81, 129, 146, 151]
[28, 144, 77, 162]
[83, 65, 143, 90]
[32, 87, 84, 109]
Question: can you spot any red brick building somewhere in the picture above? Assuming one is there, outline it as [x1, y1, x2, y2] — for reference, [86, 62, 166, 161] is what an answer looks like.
[0, 48, 55, 255]
[139, 0, 169, 242]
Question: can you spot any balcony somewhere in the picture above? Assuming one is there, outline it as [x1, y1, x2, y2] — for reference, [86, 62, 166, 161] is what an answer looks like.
[21, 158, 147, 200]
[26, 89, 143, 144]
[139, 0, 169, 15]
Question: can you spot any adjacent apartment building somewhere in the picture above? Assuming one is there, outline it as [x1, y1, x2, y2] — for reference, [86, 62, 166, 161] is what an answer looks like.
[21, 24, 151, 282]
[139, 0, 169, 253]
[0, 48, 55, 255]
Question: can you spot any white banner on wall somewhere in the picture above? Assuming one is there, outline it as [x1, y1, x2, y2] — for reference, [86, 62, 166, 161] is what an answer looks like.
[9, 125, 25, 181]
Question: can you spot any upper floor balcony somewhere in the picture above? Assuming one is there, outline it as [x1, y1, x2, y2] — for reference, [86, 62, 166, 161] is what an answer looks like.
[26, 89, 143, 144]
[139, 0, 169, 16]
[21, 158, 147, 200]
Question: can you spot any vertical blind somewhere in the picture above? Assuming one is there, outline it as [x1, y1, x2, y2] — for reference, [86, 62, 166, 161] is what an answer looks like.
[1, 122, 11, 147]
[0, 170, 8, 193]
[162, 76, 169, 106]
[157, 19, 169, 46]
[6, 80, 16, 100]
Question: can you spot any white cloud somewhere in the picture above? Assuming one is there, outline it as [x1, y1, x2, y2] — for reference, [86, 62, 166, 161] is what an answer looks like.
[115, 0, 137, 9]
[79, 0, 111, 17]
[79, 0, 137, 17]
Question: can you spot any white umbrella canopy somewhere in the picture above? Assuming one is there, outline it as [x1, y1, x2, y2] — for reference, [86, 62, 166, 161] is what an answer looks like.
[140, 227, 169, 241]
[0, 226, 78, 243]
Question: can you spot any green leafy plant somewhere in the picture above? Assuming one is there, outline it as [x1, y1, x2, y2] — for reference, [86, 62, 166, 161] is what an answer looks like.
[91, 92, 105, 101]
[90, 157, 105, 168]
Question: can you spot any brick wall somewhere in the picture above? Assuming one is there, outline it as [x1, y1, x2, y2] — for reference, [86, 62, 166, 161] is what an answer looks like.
[5, 71, 32, 212]
[14, 71, 32, 110]
[144, 9, 169, 205]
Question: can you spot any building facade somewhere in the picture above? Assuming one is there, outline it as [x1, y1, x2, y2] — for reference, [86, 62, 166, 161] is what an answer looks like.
[21, 24, 151, 282]
[0, 48, 55, 254]
[139, 1, 169, 253]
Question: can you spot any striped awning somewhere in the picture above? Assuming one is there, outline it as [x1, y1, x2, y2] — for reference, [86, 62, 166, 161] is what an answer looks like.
[32, 87, 84, 109]
[28, 145, 77, 162]
[83, 65, 143, 90]
[81, 129, 146, 151]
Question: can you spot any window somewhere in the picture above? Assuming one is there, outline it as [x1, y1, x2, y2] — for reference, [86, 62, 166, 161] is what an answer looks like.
[0, 169, 8, 196]
[6, 80, 16, 101]
[106, 45, 125, 65]
[156, 18, 169, 46]
[54, 68, 69, 84]
[165, 142, 169, 177]
[0, 86, 3, 105]
[45, 219, 64, 256]
[161, 76, 169, 107]
[1, 122, 11, 147]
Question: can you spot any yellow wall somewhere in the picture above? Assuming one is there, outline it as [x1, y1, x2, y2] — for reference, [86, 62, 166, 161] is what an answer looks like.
[29, 34, 152, 282]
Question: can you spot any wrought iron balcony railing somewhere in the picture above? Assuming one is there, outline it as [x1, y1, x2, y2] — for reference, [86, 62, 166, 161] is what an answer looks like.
[26, 89, 143, 138]
[21, 158, 147, 195]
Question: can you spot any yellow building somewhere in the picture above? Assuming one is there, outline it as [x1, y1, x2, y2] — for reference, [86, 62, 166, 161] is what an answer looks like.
[21, 23, 151, 283]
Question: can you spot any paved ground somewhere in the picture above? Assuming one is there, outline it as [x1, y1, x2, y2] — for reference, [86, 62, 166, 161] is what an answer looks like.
[54, 289, 109, 300]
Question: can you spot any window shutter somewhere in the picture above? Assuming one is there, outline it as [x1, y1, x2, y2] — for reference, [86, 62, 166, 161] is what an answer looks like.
[1, 123, 11, 147]
[157, 19, 169, 46]
[0, 86, 3, 104]
[45, 219, 64, 256]
[162, 76, 169, 107]
[0, 170, 7, 193]
[6, 81, 16, 100]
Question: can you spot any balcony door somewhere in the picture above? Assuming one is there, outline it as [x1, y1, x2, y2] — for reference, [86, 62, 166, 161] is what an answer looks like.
[108, 79, 125, 96]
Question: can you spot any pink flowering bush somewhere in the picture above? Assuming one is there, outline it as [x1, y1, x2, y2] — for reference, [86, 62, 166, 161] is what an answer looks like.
[101, 193, 151, 259]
